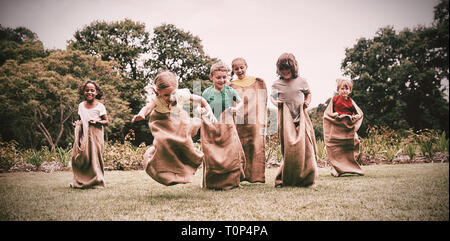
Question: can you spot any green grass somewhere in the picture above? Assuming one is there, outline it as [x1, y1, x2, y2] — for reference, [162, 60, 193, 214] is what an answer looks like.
[0, 163, 448, 221]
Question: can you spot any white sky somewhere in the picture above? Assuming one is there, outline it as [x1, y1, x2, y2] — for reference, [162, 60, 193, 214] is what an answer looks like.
[0, 0, 440, 108]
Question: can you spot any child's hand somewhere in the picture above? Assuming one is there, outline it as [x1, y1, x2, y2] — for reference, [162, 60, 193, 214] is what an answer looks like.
[204, 111, 217, 123]
[304, 101, 310, 108]
[195, 105, 207, 115]
[229, 106, 242, 115]
[338, 114, 351, 120]
[132, 114, 145, 123]
[351, 114, 361, 121]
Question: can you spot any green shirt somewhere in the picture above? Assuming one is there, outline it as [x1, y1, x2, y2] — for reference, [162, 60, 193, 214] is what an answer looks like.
[202, 85, 241, 120]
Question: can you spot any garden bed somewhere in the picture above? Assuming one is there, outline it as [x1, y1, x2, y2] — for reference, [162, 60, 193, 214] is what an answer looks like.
[4, 152, 448, 173]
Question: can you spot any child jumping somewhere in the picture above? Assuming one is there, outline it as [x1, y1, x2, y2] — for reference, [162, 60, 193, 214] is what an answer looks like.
[71, 80, 109, 189]
[200, 61, 245, 190]
[229, 57, 268, 183]
[132, 71, 216, 186]
[270, 53, 318, 187]
[323, 78, 364, 177]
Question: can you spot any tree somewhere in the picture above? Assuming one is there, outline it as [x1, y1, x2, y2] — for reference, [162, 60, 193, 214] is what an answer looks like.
[145, 24, 217, 93]
[0, 50, 131, 149]
[431, 0, 449, 81]
[341, 23, 449, 133]
[68, 19, 151, 112]
[0, 25, 48, 66]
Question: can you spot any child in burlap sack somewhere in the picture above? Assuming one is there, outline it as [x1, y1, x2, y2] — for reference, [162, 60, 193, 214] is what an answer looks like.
[132, 71, 216, 186]
[229, 57, 268, 183]
[200, 61, 245, 190]
[270, 53, 318, 187]
[71, 80, 109, 189]
[323, 78, 364, 177]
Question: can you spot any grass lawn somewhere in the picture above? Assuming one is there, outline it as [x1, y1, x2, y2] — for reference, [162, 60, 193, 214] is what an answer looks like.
[0, 163, 448, 221]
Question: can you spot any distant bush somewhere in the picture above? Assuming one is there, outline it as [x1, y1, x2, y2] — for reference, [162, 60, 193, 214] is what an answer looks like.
[23, 147, 51, 167]
[265, 134, 282, 163]
[55, 146, 71, 167]
[1, 125, 448, 172]
[360, 126, 449, 162]
[0, 140, 21, 171]
[316, 139, 327, 160]
[103, 130, 146, 170]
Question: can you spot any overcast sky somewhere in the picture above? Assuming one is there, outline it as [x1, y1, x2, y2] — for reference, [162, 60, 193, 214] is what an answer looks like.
[0, 0, 440, 108]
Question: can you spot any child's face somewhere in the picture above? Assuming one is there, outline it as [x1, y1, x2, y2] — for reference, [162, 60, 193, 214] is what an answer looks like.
[232, 61, 247, 79]
[280, 69, 293, 80]
[84, 83, 98, 101]
[157, 86, 177, 103]
[338, 84, 351, 98]
[210, 71, 228, 90]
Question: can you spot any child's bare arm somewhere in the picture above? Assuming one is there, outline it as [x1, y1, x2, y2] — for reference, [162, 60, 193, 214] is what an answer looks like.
[270, 95, 282, 106]
[229, 98, 245, 114]
[190, 94, 213, 113]
[191, 94, 217, 122]
[132, 100, 156, 123]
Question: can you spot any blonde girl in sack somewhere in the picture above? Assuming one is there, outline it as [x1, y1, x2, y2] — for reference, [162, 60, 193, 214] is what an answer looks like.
[132, 71, 216, 185]
[229, 58, 268, 183]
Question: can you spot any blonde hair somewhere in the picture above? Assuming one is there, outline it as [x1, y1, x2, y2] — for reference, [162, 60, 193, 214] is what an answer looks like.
[230, 57, 248, 80]
[336, 78, 353, 91]
[210, 61, 229, 76]
[153, 71, 178, 92]
[276, 53, 299, 79]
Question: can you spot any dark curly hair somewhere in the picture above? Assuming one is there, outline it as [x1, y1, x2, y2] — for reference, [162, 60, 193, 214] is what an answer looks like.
[276, 53, 299, 79]
[79, 80, 103, 100]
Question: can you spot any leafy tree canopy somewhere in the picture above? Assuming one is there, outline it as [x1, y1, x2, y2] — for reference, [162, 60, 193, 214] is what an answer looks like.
[0, 25, 48, 66]
[68, 19, 151, 113]
[146, 24, 217, 93]
[341, 1, 449, 134]
[0, 50, 131, 149]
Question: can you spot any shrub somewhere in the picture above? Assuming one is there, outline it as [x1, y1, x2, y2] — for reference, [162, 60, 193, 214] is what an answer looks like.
[0, 140, 21, 170]
[405, 143, 417, 160]
[316, 139, 327, 160]
[103, 130, 146, 170]
[55, 146, 71, 167]
[436, 131, 449, 153]
[24, 148, 50, 167]
[415, 129, 439, 157]
[383, 145, 398, 161]
[265, 134, 282, 163]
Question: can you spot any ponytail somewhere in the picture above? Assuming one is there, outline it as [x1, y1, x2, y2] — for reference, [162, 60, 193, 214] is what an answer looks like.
[149, 85, 158, 96]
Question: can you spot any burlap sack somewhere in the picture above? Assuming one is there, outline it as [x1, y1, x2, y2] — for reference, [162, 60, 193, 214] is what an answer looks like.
[71, 121, 105, 189]
[143, 110, 203, 185]
[275, 103, 318, 187]
[201, 110, 245, 190]
[323, 99, 364, 176]
[229, 78, 267, 183]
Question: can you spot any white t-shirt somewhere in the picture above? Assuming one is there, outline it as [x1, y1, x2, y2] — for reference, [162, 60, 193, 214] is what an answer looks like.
[78, 101, 107, 134]
[152, 88, 192, 113]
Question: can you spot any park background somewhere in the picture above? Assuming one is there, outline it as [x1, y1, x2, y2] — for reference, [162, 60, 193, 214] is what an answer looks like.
[0, 0, 448, 221]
